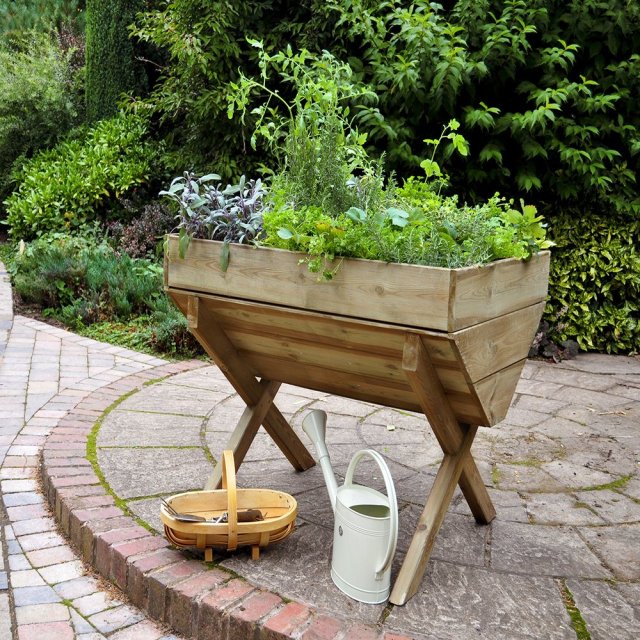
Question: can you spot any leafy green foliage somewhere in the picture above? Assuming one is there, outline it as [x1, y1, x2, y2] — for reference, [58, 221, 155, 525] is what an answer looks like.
[228, 46, 386, 220]
[133, 0, 640, 216]
[225, 50, 551, 278]
[263, 183, 551, 278]
[5, 113, 158, 239]
[323, 0, 640, 217]
[7, 233, 201, 356]
[85, 0, 146, 121]
[545, 212, 640, 354]
[12, 234, 161, 320]
[0, 30, 82, 203]
[161, 172, 265, 267]
[129, 0, 346, 175]
[0, 0, 84, 36]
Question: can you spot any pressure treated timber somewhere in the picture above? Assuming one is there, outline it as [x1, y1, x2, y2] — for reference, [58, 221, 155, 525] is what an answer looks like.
[169, 290, 543, 427]
[164, 237, 549, 604]
[185, 295, 315, 476]
[165, 236, 549, 332]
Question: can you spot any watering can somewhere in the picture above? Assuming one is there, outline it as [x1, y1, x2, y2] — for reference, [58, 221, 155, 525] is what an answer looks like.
[302, 410, 398, 604]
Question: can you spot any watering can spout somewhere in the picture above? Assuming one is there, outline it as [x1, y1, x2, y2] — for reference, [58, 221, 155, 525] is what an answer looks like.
[302, 410, 338, 510]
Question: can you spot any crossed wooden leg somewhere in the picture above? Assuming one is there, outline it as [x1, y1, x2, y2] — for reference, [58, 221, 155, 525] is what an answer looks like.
[390, 334, 496, 605]
[185, 296, 316, 489]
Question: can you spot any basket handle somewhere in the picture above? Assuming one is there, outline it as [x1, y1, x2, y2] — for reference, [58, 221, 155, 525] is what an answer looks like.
[221, 450, 238, 551]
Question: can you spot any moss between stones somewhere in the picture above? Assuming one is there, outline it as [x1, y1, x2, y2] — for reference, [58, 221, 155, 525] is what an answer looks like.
[581, 475, 632, 492]
[86, 387, 157, 534]
[558, 580, 590, 640]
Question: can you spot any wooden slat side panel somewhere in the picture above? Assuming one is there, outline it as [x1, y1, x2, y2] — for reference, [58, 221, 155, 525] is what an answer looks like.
[171, 289, 524, 426]
[205, 295, 461, 364]
[473, 359, 527, 425]
[449, 251, 550, 331]
[240, 353, 486, 425]
[166, 236, 454, 330]
[452, 302, 546, 382]
[207, 297, 407, 357]
[175, 291, 464, 381]
[229, 332, 473, 396]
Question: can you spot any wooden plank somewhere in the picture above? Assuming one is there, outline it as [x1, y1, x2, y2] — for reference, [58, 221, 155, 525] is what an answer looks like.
[166, 236, 549, 331]
[170, 290, 491, 425]
[452, 302, 545, 382]
[172, 290, 457, 364]
[205, 379, 281, 490]
[208, 297, 458, 363]
[187, 292, 468, 391]
[401, 334, 495, 519]
[182, 294, 315, 473]
[473, 359, 528, 426]
[389, 424, 478, 605]
[167, 236, 453, 331]
[245, 353, 488, 425]
[449, 251, 550, 331]
[402, 334, 468, 453]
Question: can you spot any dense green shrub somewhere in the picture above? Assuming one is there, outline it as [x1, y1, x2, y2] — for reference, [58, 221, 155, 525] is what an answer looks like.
[310, 1, 640, 218]
[545, 213, 639, 354]
[8, 233, 201, 356]
[131, 0, 337, 174]
[133, 1, 640, 218]
[0, 31, 82, 202]
[11, 234, 159, 319]
[85, 0, 145, 120]
[5, 113, 158, 239]
[11, 234, 90, 309]
[0, 0, 84, 36]
[147, 295, 200, 356]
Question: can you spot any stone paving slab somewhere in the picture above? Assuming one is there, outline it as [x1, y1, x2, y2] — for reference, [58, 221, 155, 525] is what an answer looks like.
[567, 579, 640, 640]
[385, 561, 576, 640]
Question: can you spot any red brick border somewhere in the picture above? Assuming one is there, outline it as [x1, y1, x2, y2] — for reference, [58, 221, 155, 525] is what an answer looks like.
[40, 361, 407, 639]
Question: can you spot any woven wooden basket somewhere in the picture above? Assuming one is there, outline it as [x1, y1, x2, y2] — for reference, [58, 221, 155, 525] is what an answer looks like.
[160, 450, 297, 561]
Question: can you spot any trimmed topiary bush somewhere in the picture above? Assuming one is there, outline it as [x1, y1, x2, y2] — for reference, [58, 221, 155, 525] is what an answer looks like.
[85, 0, 145, 121]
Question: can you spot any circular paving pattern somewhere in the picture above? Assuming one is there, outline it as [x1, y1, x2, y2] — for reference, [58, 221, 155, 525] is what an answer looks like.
[96, 355, 640, 640]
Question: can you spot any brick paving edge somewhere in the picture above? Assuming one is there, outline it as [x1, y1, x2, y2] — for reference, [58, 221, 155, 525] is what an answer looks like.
[39, 360, 403, 640]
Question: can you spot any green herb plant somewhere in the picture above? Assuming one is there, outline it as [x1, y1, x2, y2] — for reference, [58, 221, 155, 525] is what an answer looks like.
[161, 172, 265, 270]
[170, 44, 552, 279]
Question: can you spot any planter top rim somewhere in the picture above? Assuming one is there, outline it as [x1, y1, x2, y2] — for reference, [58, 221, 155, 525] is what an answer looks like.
[166, 234, 550, 274]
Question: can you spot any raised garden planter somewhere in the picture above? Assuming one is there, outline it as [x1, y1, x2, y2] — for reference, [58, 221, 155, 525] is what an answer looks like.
[164, 234, 550, 604]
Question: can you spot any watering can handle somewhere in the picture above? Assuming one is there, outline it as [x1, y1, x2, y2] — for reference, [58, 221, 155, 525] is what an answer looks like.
[344, 449, 398, 578]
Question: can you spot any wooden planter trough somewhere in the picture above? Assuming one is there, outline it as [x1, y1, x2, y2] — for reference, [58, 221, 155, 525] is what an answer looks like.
[164, 235, 550, 604]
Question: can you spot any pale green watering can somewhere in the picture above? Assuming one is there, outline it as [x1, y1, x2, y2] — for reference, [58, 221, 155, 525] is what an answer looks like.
[302, 410, 399, 604]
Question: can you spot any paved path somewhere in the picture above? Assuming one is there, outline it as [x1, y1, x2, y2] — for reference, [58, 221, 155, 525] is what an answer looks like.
[0, 262, 183, 639]
[95, 356, 640, 639]
[1, 258, 640, 639]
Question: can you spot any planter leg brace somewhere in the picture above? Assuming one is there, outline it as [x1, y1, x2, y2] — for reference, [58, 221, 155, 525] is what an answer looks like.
[185, 296, 316, 489]
[390, 334, 496, 606]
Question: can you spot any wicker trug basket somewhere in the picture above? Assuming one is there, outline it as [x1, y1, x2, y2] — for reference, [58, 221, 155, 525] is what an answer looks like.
[160, 450, 297, 561]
